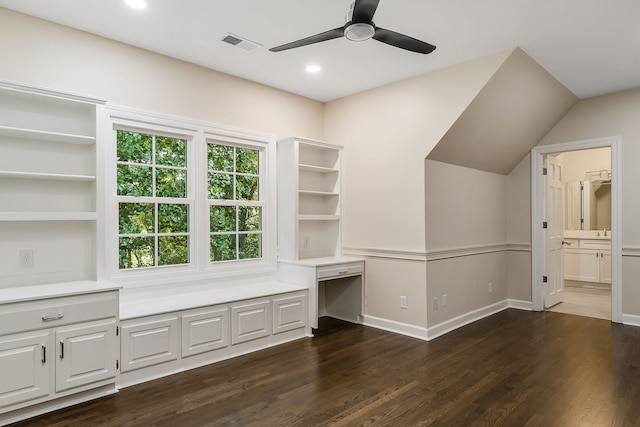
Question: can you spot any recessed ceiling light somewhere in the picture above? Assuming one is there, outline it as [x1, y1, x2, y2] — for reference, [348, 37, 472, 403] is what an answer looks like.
[125, 0, 148, 10]
[306, 64, 321, 73]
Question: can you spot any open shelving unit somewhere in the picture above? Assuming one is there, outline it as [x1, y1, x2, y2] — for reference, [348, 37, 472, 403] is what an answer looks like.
[0, 81, 106, 286]
[277, 137, 365, 330]
[277, 137, 342, 261]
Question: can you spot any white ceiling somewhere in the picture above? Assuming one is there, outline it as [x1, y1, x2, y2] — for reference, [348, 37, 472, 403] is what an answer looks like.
[1, 0, 639, 102]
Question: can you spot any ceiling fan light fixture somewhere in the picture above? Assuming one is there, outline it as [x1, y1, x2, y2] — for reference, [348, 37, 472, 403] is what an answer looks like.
[344, 23, 375, 42]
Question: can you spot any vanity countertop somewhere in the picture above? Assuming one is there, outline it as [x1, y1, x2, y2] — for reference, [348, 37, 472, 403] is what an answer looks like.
[564, 230, 611, 240]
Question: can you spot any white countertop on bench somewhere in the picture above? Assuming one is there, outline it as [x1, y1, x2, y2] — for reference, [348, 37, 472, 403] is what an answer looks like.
[119, 280, 308, 320]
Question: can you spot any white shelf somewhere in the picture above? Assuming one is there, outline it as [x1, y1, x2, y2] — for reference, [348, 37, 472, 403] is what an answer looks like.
[299, 215, 340, 221]
[278, 137, 343, 261]
[0, 81, 102, 288]
[0, 125, 95, 145]
[299, 163, 338, 174]
[0, 212, 97, 221]
[0, 170, 96, 182]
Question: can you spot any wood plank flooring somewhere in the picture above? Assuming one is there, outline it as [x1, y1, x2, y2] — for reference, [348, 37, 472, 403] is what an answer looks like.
[10, 309, 640, 426]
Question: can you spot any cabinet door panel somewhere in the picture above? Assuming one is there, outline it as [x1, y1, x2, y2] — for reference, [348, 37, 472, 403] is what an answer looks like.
[231, 301, 271, 345]
[181, 308, 229, 357]
[273, 294, 307, 334]
[121, 317, 178, 373]
[55, 319, 117, 393]
[564, 249, 599, 282]
[0, 332, 50, 408]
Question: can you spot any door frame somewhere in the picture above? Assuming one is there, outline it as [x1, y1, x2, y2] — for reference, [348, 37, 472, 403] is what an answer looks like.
[531, 136, 622, 322]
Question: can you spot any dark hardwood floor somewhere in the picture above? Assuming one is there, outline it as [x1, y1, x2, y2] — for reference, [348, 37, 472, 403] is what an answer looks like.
[10, 309, 640, 426]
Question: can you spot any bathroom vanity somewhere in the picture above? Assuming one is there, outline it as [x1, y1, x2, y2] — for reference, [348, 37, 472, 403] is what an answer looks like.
[563, 231, 611, 285]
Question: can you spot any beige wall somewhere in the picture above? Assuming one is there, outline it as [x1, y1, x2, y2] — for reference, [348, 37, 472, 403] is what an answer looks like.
[560, 147, 611, 183]
[506, 154, 532, 302]
[324, 51, 511, 253]
[0, 8, 324, 140]
[324, 52, 511, 328]
[425, 160, 510, 324]
[363, 257, 427, 326]
[425, 160, 507, 251]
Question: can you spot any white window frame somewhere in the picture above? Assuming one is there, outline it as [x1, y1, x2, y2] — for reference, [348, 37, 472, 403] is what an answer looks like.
[104, 106, 276, 288]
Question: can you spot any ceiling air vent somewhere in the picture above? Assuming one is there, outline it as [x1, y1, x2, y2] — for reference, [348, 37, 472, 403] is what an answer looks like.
[221, 33, 262, 52]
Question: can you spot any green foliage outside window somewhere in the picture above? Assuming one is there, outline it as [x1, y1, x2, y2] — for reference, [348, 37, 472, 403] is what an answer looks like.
[208, 143, 262, 262]
[116, 131, 263, 269]
[117, 130, 189, 269]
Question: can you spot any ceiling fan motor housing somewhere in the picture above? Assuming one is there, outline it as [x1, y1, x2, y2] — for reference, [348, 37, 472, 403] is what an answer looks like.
[344, 22, 375, 41]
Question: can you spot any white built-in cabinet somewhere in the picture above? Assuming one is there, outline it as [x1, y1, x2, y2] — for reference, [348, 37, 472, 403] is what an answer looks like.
[277, 137, 342, 260]
[0, 81, 106, 287]
[277, 137, 364, 330]
[119, 290, 307, 387]
[0, 286, 119, 425]
[564, 238, 611, 284]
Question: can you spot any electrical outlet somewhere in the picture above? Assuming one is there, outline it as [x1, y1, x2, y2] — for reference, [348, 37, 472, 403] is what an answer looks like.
[303, 236, 310, 249]
[488, 282, 493, 294]
[433, 297, 439, 311]
[20, 249, 34, 268]
[400, 295, 407, 309]
[442, 294, 447, 307]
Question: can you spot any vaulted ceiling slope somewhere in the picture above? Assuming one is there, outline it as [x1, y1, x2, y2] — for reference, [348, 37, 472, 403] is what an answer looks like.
[427, 48, 578, 175]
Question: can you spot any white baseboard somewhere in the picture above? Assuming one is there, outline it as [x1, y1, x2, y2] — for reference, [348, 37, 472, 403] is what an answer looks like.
[508, 299, 533, 311]
[363, 299, 532, 342]
[363, 315, 429, 340]
[426, 300, 511, 340]
[622, 313, 640, 327]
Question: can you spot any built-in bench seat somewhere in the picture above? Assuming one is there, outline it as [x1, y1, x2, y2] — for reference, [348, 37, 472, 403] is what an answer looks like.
[117, 280, 310, 387]
[119, 280, 307, 320]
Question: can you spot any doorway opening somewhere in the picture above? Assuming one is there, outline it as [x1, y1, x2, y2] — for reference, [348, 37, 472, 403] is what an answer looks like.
[531, 137, 621, 323]
[547, 147, 611, 319]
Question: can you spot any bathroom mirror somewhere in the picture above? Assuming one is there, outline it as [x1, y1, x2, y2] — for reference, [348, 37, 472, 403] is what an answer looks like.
[565, 178, 611, 230]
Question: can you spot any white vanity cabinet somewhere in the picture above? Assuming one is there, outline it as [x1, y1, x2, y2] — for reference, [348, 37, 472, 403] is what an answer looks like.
[0, 284, 119, 425]
[564, 238, 611, 284]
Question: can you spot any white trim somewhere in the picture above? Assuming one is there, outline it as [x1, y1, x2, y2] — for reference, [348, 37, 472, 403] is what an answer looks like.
[363, 300, 531, 342]
[343, 247, 427, 261]
[426, 243, 531, 261]
[622, 314, 640, 327]
[343, 244, 531, 262]
[362, 315, 429, 340]
[0, 79, 107, 105]
[531, 137, 622, 322]
[508, 299, 534, 311]
[103, 105, 278, 288]
[426, 300, 510, 340]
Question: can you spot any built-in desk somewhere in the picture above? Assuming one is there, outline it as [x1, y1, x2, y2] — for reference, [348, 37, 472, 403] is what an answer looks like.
[278, 257, 364, 330]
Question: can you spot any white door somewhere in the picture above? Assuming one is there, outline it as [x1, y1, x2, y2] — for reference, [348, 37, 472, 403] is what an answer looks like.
[544, 155, 565, 308]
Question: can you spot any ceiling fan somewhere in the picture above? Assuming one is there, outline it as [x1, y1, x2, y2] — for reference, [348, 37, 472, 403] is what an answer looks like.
[269, 0, 436, 54]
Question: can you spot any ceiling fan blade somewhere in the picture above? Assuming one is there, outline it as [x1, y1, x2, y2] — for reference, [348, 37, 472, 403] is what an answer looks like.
[269, 27, 344, 52]
[373, 27, 436, 54]
[352, 0, 380, 23]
